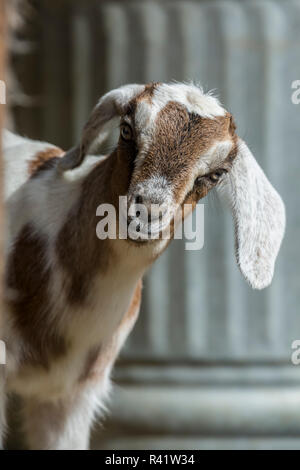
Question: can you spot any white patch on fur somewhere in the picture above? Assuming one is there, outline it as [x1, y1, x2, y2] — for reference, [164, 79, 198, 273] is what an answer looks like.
[130, 175, 172, 205]
[88, 83, 145, 155]
[96, 83, 144, 112]
[197, 140, 233, 174]
[216, 138, 286, 289]
[128, 175, 175, 236]
[3, 131, 58, 199]
[4, 137, 148, 402]
[7, 243, 146, 402]
[63, 155, 107, 181]
[22, 379, 111, 450]
[182, 140, 233, 196]
[2, 82, 286, 448]
[133, 83, 225, 169]
[150, 82, 225, 121]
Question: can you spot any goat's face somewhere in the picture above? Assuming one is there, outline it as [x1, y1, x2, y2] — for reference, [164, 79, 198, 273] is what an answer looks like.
[59, 82, 285, 290]
[117, 83, 237, 237]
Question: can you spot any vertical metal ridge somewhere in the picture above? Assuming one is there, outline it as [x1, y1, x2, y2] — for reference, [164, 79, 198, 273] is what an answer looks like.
[71, 13, 92, 141]
[258, 1, 287, 354]
[100, 4, 129, 89]
[138, 2, 169, 82]
[28, 0, 300, 450]
[36, 0, 299, 364]
[218, 1, 257, 358]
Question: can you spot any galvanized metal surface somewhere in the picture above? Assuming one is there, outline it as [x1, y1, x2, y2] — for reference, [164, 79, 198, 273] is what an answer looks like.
[12, 0, 300, 449]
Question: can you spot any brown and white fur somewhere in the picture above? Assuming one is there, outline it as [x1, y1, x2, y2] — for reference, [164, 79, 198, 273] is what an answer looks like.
[0, 82, 285, 449]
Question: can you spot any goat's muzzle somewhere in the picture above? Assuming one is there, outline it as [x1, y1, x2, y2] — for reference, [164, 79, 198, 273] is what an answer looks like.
[126, 193, 172, 242]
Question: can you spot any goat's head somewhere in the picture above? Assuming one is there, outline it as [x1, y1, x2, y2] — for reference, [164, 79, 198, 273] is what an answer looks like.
[59, 82, 285, 290]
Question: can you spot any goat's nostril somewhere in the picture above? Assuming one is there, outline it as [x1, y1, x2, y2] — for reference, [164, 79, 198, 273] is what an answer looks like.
[135, 194, 143, 205]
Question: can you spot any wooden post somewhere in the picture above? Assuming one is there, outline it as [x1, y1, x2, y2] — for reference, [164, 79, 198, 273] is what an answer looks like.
[0, 0, 7, 446]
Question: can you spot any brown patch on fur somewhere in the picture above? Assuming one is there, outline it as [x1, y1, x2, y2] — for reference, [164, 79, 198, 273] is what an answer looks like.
[130, 104, 237, 204]
[229, 114, 237, 136]
[55, 156, 117, 305]
[123, 279, 142, 324]
[78, 281, 142, 385]
[135, 82, 160, 104]
[57, 100, 236, 303]
[77, 85, 158, 168]
[6, 224, 68, 369]
[29, 147, 64, 177]
[56, 134, 141, 305]
[122, 102, 238, 250]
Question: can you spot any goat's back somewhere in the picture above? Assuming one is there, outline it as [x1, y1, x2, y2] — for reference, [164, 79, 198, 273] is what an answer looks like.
[3, 130, 63, 199]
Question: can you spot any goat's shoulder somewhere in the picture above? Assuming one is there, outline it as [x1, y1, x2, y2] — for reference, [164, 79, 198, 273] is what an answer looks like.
[3, 130, 64, 199]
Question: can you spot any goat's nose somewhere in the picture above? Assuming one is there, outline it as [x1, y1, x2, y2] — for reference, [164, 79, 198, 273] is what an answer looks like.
[134, 194, 143, 205]
[129, 193, 168, 222]
[134, 194, 164, 208]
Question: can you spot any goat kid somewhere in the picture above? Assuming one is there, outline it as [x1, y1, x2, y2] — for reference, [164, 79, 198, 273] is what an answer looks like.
[0, 82, 285, 449]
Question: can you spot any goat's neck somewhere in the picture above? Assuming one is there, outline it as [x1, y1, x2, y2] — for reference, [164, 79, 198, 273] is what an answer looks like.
[58, 150, 156, 294]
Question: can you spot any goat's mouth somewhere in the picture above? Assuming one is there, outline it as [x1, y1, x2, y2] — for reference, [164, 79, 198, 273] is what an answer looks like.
[126, 216, 173, 243]
[117, 197, 175, 243]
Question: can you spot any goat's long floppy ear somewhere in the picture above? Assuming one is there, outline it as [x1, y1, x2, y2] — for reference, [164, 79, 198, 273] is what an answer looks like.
[58, 84, 144, 171]
[216, 138, 285, 290]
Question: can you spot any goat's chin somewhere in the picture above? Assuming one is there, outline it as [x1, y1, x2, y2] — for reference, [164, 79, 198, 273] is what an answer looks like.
[127, 223, 173, 245]
[125, 233, 171, 262]
[126, 237, 153, 246]
[126, 234, 162, 245]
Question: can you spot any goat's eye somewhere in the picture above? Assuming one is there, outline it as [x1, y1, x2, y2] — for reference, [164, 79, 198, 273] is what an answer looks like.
[120, 123, 133, 141]
[194, 176, 203, 186]
[208, 169, 227, 183]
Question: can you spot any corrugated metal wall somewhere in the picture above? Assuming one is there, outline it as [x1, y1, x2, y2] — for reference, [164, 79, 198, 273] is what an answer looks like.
[12, 0, 300, 449]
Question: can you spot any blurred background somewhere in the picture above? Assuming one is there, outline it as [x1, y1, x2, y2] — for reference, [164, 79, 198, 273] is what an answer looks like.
[5, 0, 300, 450]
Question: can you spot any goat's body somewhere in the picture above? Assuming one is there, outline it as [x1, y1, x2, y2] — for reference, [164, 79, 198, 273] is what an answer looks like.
[0, 82, 285, 449]
[1, 131, 143, 448]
